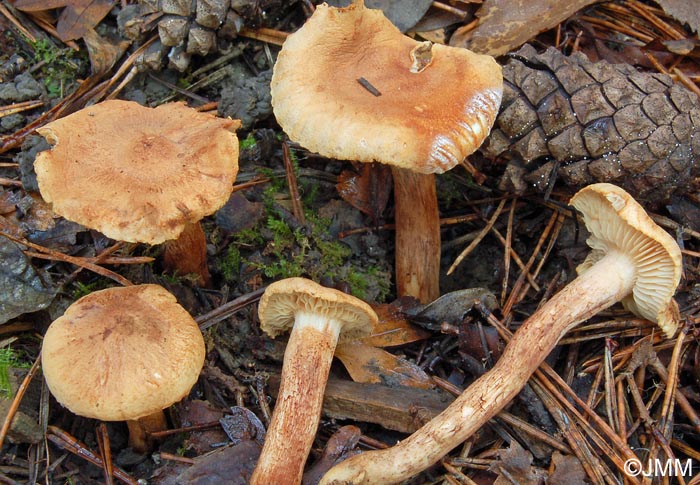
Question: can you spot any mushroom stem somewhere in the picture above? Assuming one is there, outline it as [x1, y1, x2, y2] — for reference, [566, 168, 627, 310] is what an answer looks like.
[126, 410, 168, 453]
[320, 250, 636, 484]
[250, 312, 342, 485]
[392, 168, 440, 303]
[163, 221, 211, 287]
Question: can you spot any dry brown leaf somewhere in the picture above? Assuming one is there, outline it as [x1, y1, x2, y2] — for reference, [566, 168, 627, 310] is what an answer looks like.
[82, 28, 129, 75]
[15, 0, 115, 42]
[57, 0, 114, 42]
[361, 302, 431, 348]
[335, 341, 434, 389]
[546, 452, 587, 484]
[654, 0, 700, 33]
[14, 0, 69, 11]
[490, 441, 546, 485]
[336, 163, 392, 224]
[452, 0, 600, 56]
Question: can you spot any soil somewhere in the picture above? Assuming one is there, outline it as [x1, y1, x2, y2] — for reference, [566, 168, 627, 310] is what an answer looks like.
[1, 1, 699, 484]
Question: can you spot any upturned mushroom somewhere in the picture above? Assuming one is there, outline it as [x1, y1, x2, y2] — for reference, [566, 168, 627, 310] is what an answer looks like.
[320, 183, 682, 484]
[41, 284, 206, 453]
[249, 278, 378, 485]
[34, 99, 240, 287]
[270, 0, 502, 302]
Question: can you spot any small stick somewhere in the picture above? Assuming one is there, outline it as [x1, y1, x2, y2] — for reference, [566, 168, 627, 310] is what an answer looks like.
[238, 27, 288, 46]
[282, 142, 306, 224]
[47, 426, 139, 485]
[96, 422, 114, 485]
[0, 353, 41, 449]
[0, 230, 133, 286]
[502, 210, 559, 318]
[501, 199, 515, 306]
[447, 199, 506, 275]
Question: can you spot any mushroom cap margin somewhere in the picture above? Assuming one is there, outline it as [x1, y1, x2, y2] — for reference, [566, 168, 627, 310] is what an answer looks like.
[258, 277, 378, 342]
[570, 183, 682, 337]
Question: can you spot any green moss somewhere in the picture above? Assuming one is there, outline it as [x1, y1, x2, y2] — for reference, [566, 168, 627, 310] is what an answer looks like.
[239, 133, 258, 151]
[219, 245, 241, 281]
[0, 346, 30, 398]
[29, 38, 83, 98]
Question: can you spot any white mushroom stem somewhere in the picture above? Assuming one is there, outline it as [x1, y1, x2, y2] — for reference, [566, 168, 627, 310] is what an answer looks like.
[320, 250, 636, 484]
[250, 312, 343, 485]
[392, 168, 440, 303]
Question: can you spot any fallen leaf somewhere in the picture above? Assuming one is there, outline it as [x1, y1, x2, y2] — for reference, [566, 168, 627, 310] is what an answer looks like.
[406, 287, 498, 332]
[82, 28, 130, 75]
[336, 163, 392, 224]
[15, 0, 115, 42]
[361, 301, 431, 347]
[175, 441, 261, 485]
[335, 341, 433, 389]
[490, 441, 545, 485]
[451, 0, 601, 56]
[0, 236, 56, 324]
[546, 452, 587, 484]
[58, 0, 115, 41]
[655, 0, 700, 33]
[302, 425, 361, 485]
[220, 406, 266, 446]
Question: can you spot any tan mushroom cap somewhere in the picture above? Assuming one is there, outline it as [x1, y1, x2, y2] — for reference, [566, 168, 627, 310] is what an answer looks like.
[41, 284, 206, 421]
[570, 183, 682, 337]
[259, 277, 378, 343]
[35, 100, 241, 244]
[270, 1, 502, 174]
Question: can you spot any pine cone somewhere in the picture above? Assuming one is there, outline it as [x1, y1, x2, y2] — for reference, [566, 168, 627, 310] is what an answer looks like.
[119, 0, 275, 71]
[482, 45, 700, 204]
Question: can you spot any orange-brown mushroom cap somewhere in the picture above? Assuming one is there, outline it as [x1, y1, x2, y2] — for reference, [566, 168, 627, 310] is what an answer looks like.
[270, 1, 502, 174]
[570, 183, 682, 337]
[41, 284, 206, 421]
[35, 100, 241, 244]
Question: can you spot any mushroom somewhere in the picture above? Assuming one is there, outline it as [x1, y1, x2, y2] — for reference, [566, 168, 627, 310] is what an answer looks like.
[320, 183, 682, 484]
[41, 284, 206, 453]
[34, 99, 240, 287]
[270, 0, 502, 302]
[250, 278, 378, 485]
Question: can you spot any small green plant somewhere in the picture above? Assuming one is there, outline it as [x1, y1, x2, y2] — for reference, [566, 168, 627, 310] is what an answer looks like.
[240, 133, 258, 151]
[71, 281, 101, 299]
[29, 38, 82, 98]
[0, 346, 30, 398]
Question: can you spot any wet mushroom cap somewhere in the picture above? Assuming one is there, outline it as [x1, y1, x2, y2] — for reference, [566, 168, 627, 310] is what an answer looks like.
[258, 277, 377, 342]
[570, 183, 682, 337]
[35, 100, 241, 244]
[270, 1, 502, 174]
[41, 284, 206, 421]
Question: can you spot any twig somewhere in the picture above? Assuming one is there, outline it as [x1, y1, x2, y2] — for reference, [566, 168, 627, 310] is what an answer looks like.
[0, 230, 133, 286]
[282, 142, 306, 225]
[46, 426, 139, 485]
[0, 353, 41, 450]
[447, 199, 506, 275]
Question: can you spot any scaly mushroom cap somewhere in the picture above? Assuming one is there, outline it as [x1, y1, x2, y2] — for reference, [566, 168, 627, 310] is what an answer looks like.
[270, 1, 502, 174]
[258, 278, 378, 342]
[570, 183, 682, 337]
[35, 100, 240, 244]
[41, 285, 206, 421]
